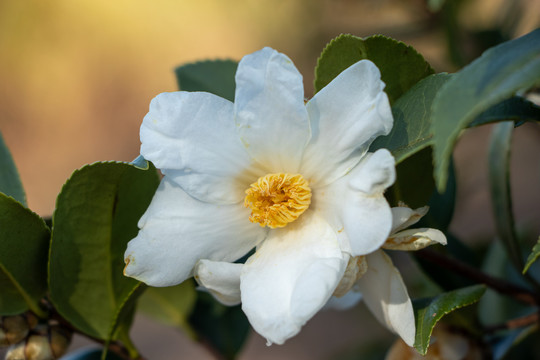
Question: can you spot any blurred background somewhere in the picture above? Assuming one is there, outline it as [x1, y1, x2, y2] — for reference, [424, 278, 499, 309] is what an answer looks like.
[1, 0, 539, 359]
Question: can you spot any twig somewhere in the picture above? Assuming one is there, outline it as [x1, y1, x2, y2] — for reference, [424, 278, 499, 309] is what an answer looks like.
[484, 312, 539, 334]
[416, 249, 540, 306]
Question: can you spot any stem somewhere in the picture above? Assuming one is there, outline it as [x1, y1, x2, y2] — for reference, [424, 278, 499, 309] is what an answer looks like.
[416, 249, 540, 306]
[484, 312, 539, 333]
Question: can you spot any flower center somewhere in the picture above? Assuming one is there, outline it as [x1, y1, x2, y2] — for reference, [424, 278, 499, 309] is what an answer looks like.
[244, 173, 311, 228]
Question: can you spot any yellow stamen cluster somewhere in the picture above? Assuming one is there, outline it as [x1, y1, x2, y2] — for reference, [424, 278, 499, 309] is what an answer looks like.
[244, 173, 311, 228]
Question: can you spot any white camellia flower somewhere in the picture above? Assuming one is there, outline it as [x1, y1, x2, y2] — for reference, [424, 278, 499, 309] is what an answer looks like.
[196, 206, 446, 347]
[124, 47, 402, 345]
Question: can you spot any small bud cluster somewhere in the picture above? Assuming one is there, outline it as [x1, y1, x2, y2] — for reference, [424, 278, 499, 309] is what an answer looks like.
[1, 314, 72, 360]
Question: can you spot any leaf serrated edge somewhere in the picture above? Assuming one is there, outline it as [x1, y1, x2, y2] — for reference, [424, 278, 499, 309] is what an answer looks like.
[48, 161, 156, 339]
[414, 285, 486, 355]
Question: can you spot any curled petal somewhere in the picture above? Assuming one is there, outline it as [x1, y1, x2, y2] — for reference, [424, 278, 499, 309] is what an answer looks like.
[356, 250, 415, 346]
[140, 91, 262, 204]
[301, 60, 393, 187]
[383, 228, 447, 251]
[234, 47, 310, 173]
[240, 211, 347, 345]
[194, 260, 243, 306]
[390, 206, 428, 233]
[314, 149, 394, 256]
[124, 178, 267, 286]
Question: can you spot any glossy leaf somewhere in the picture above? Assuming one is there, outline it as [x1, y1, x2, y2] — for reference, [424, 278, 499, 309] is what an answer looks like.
[49, 161, 159, 345]
[0, 194, 49, 316]
[314, 34, 434, 103]
[413, 285, 486, 355]
[523, 237, 540, 274]
[488, 121, 524, 271]
[432, 29, 540, 191]
[175, 60, 238, 102]
[188, 292, 250, 360]
[385, 147, 435, 208]
[0, 132, 26, 205]
[417, 156, 456, 233]
[469, 96, 540, 128]
[137, 280, 197, 334]
[371, 73, 452, 163]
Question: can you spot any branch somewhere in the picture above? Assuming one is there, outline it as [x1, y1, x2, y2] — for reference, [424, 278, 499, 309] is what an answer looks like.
[416, 249, 540, 306]
[484, 312, 539, 334]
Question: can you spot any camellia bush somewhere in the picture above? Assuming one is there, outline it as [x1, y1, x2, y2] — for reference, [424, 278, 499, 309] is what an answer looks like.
[1, 28, 539, 360]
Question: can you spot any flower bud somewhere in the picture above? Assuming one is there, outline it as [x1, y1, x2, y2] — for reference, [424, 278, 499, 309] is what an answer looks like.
[0, 314, 38, 347]
[5, 325, 72, 360]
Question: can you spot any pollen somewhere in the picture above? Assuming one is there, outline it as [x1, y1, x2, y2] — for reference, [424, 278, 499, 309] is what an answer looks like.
[244, 173, 311, 228]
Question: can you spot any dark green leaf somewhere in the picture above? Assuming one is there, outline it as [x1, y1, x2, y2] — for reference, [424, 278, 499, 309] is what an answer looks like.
[0, 132, 26, 205]
[188, 292, 250, 360]
[417, 156, 456, 232]
[413, 285, 486, 355]
[493, 324, 539, 360]
[0, 194, 49, 316]
[49, 161, 159, 344]
[137, 280, 196, 333]
[371, 73, 452, 163]
[314, 34, 434, 103]
[488, 122, 524, 271]
[469, 96, 540, 127]
[385, 147, 435, 208]
[478, 241, 528, 326]
[432, 29, 540, 191]
[523, 237, 540, 274]
[175, 60, 238, 102]
[61, 348, 124, 360]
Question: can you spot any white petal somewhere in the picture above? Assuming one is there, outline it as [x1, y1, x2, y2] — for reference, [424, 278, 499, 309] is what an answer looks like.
[356, 250, 415, 346]
[313, 149, 394, 256]
[234, 47, 310, 173]
[301, 60, 393, 186]
[124, 177, 267, 286]
[240, 211, 347, 345]
[193, 260, 243, 306]
[140, 91, 262, 204]
[383, 228, 447, 251]
[325, 291, 363, 311]
[390, 206, 428, 233]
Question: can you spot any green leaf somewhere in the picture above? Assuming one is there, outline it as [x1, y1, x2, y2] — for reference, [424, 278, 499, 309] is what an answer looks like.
[469, 96, 540, 128]
[0, 132, 26, 205]
[370, 73, 452, 163]
[413, 285, 486, 355]
[488, 121, 524, 271]
[314, 34, 434, 103]
[417, 156, 456, 232]
[49, 161, 159, 345]
[385, 147, 435, 208]
[188, 292, 250, 360]
[175, 60, 238, 102]
[523, 237, 540, 274]
[432, 29, 540, 191]
[0, 194, 49, 316]
[137, 280, 197, 333]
